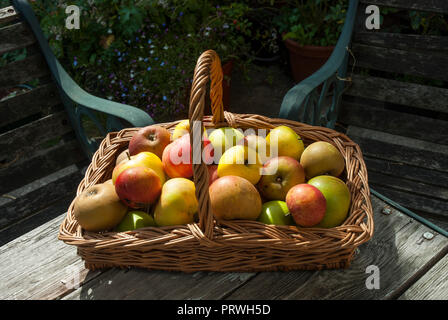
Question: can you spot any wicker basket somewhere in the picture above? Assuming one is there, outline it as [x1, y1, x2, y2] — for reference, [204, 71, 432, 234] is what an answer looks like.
[58, 50, 374, 272]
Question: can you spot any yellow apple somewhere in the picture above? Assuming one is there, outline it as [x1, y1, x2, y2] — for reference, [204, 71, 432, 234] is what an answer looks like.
[217, 145, 262, 185]
[112, 151, 166, 185]
[239, 134, 271, 164]
[172, 119, 207, 140]
[154, 178, 198, 226]
[266, 125, 304, 161]
[208, 127, 244, 160]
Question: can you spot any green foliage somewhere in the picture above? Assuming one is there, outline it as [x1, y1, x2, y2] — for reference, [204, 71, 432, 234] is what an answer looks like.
[274, 0, 347, 46]
[29, 0, 252, 122]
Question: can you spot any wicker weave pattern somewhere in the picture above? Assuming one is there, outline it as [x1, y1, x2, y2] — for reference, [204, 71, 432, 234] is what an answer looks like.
[58, 50, 374, 272]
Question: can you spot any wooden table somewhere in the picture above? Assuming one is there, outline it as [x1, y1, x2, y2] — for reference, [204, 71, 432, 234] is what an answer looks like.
[1, 195, 447, 300]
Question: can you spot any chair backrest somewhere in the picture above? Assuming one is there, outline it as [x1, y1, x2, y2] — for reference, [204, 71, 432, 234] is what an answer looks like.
[0, 5, 85, 195]
[340, 0, 448, 144]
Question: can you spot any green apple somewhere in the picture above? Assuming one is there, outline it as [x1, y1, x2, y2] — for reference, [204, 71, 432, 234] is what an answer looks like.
[308, 175, 351, 228]
[258, 201, 294, 225]
[208, 127, 244, 161]
[115, 210, 156, 232]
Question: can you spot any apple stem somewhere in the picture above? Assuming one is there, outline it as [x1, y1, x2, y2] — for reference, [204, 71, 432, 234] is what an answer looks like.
[126, 151, 131, 160]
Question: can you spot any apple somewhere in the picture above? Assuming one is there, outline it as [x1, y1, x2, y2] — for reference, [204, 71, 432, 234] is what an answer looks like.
[257, 156, 306, 200]
[128, 125, 171, 159]
[112, 151, 166, 185]
[116, 149, 130, 166]
[286, 184, 326, 227]
[308, 175, 351, 228]
[208, 127, 244, 161]
[154, 178, 198, 226]
[172, 119, 207, 140]
[300, 141, 345, 179]
[258, 200, 294, 225]
[207, 165, 219, 186]
[217, 145, 262, 185]
[115, 210, 156, 232]
[73, 183, 127, 232]
[209, 175, 262, 220]
[266, 125, 304, 160]
[162, 133, 214, 179]
[238, 134, 271, 164]
[115, 167, 162, 208]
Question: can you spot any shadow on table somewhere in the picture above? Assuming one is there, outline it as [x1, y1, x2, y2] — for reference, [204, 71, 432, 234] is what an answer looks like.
[74, 197, 407, 300]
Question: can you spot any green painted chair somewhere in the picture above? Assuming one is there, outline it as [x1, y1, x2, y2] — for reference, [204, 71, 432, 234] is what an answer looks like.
[279, 0, 358, 129]
[12, 0, 155, 158]
[278, 0, 448, 237]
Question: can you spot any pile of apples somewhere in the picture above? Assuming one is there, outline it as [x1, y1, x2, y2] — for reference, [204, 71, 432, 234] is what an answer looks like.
[73, 120, 351, 233]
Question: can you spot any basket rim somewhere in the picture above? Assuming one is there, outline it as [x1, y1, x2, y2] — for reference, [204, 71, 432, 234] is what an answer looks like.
[58, 112, 374, 253]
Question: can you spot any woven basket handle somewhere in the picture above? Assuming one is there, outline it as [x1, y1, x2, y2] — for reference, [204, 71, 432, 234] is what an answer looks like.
[188, 50, 225, 239]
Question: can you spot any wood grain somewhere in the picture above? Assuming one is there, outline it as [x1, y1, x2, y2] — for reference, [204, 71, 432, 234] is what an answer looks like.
[0, 22, 36, 55]
[368, 171, 448, 202]
[0, 111, 74, 158]
[0, 213, 103, 300]
[399, 253, 448, 300]
[364, 157, 448, 189]
[352, 43, 448, 82]
[345, 128, 448, 172]
[353, 32, 448, 53]
[0, 6, 18, 25]
[345, 74, 448, 114]
[0, 139, 85, 195]
[371, 185, 448, 218]
[360, 0, 448, 14]
[0, 54, 50, 88]
[0, 164, 83, 231]
[63, 269, 257, 300]
[225, 196, 448, 300]
[0, 83, 61, 128]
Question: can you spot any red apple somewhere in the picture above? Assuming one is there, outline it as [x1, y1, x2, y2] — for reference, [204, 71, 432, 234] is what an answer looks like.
[115, 166, 162, 208]
[258, 156, 305, 200]
[286, 184, 326, 227]
[129, 125, 171, 159]
[162, 134, 214, 179]
[207, 165, 219, 186]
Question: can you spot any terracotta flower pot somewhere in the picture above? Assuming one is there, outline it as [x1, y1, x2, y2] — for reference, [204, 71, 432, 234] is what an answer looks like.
[284, 38, 334, 83]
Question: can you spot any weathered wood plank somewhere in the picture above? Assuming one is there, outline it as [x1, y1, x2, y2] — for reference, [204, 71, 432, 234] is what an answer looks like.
[63, 269, 257, 300]
[345, 74, 448, 114]
[0, 209, 257, 300]
[0, 212, 104, 300]
[0, 139, 85, 194]
[368, 171, 448, 202]
[0, 22, 36, 55]
[340, 102, 448, 145]
[0, 193, 75, 247]
[225, 196, 448, 300]
[0, 164, 83, 231]
[353, 32, 448, 53]
[0, 6, 18, 25]
[372, 185, 448, 219]
[345, 127, 448, 172]
[352, 43, 448, 82]
[0, 83, 61, 128]
[399, 254, 448, 300]
[364, 157, 448, 189]
[360, 0, 448, 14]
[347, 126, 448, 155]
[0, 54, 50, 88]
[0, 111, 74, 158]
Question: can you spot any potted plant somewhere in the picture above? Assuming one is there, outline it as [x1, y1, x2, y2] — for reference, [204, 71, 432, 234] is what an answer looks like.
[275, 0, 347, 82]
[30, 1, 252, 122]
